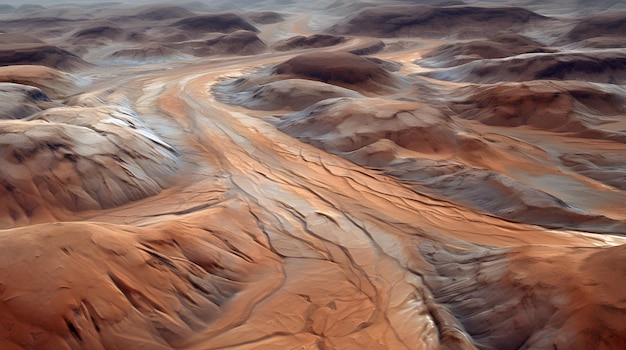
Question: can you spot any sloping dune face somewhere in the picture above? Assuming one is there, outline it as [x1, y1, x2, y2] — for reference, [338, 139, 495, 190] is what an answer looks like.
[272, 52, 404, 93]
[562, 11, 626, 43]
[0, 65, 84, 99]
[278, 98, 462, 154]
[452, 80, 626, 133]
[1, 1, 626, 350]
[0, 105, 180, 228]
[0, 41, 91, 71]
[0, 213, 280, 350]
[0, 83, 55, 119]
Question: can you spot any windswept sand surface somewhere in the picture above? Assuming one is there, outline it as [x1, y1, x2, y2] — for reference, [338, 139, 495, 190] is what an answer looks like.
[1, 1, 625, 349]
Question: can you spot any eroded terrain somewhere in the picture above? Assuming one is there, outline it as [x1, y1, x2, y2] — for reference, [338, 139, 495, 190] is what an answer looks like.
[1, 1, 625, 349]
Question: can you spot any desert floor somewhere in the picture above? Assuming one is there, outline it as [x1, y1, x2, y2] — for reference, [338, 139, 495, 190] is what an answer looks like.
[0, 1, 625, 349]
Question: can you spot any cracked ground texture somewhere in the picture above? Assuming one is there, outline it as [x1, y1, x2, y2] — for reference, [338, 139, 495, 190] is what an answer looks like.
[1, 1, 626, 349]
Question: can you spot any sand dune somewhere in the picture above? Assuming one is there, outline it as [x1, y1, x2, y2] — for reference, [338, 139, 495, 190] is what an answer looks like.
[215, 78, 363, 111]
[278, 97, 463, 153]
[0, 65, 85, 99]
[419, 33, 554, 68]
[0, 33, 43, 45]
[0, 214, 280, 349]
[424, 242, 626, 349]
[245, 11, 284, 24]
[277, 96, 479, 163]
[328, 5, 553, 38]
[562, 11, 626, 43]
[0, 41, 91, 71]
[0, 4, 14, 12]
[0, 83, 55, 120]
[569, 37, 626, 49]
[272, 52, 404, 93]
[560, 152, 626, 191]
[213, 52, 403, 110]
[384, 156, 620, 232]
[51, 10, 269, 62]
[15, 4, 46, 13]
[425, 51, 626, 84]
[277, 97, 622, 231]
[273, 34, 347, 51]
[173, 14, 258, 35]
[0, 106, 179, 227]
[452, 80, 626, 133]
[1, 2, 625, 350]
[558, 12, 626, 49]
[0, 16, 77, 39]
[169, 30, 267, 57]
[71, 23, 127, 42]
[272, 34, 384, 56]
[108, 46, 188, 63]
[130, 5, 195, 21]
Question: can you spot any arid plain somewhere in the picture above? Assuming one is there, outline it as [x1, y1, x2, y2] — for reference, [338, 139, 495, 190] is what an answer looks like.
[1, 0, 626, 349]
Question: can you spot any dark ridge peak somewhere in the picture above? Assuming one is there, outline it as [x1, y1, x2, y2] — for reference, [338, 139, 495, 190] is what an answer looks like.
[71, 24, 125, 40]
[272, 34, 347, 51]
[0, 4, 15, 12]
[0, 45, 91, 71]
[174, 13, 259, 34]
[246, 11, 285, 25]
[328, 5, 551, 38]
[16, 4, 46, 12]
[272, 51, 401, 94]
[564, 11, 626, 43]
[132, 5, 195, 21]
